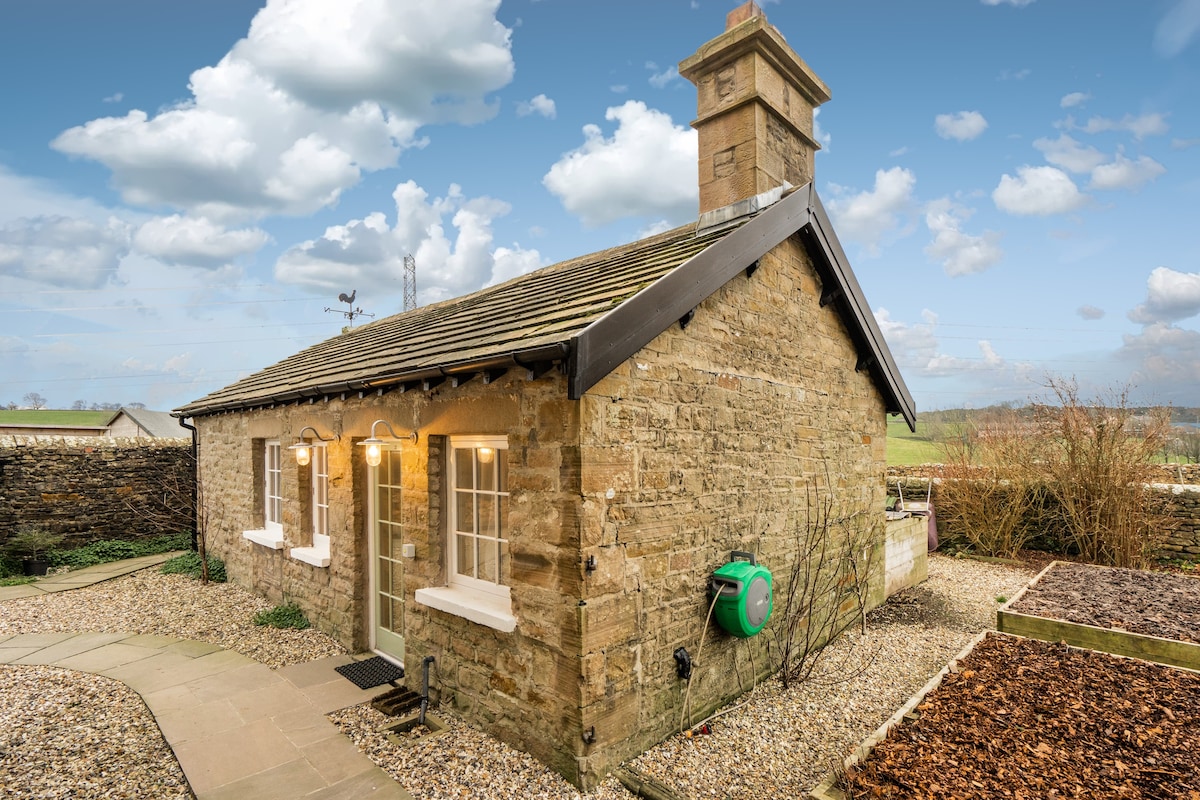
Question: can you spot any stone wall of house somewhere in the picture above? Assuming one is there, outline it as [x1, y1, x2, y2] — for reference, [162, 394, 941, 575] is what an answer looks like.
[0, 435, 193, 547]
[572, 234, 890, 786]
[887, 471, 1200, 560]
[190, 371, 588, 783]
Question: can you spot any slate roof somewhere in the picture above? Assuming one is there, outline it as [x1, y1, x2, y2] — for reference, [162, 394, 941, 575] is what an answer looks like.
[176, 182, 915, 429]
[107, 408, 189, 438]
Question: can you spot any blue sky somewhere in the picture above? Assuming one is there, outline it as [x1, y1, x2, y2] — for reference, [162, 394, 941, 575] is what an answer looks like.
[1, 0, 1197, 414]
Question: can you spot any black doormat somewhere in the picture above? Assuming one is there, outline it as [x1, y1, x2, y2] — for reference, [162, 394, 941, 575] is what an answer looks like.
[335, 656, 405, 689]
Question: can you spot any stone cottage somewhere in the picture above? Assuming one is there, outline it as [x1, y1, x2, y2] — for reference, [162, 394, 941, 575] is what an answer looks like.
[174, 3, 915, 789]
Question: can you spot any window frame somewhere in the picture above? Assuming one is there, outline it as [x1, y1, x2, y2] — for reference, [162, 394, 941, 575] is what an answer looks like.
[446, 435, 510, 602]
[264, 440, 283, 531]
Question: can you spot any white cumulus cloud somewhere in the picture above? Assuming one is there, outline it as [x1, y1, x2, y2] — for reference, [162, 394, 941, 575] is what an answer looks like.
[1077, 305, 1105, 320]
[992, 166, 1087, 216]
[50, 0, 515, 221]
[542, 100, 697, 227]
[935, 111, 988, 141]
[1033, 134, 1106, 174]
[1060, 92, 1090, 108]
[0, 215, 131, 288]
[924, 198, 1004, 277]
[826, 167, 916, 255]
[517, 94, 556, 119]
[1088, 153, 1166, 190]
[1079, 113, 1169, 140]
[1128, 267, 1200, 324]
[133, 215, 269, 267]
[274, 180, 542, 304]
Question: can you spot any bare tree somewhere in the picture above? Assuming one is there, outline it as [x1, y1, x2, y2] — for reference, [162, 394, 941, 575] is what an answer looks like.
[22, 392, 47, 409]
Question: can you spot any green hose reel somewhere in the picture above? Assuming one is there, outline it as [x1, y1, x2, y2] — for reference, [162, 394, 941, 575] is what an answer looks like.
[710, 550, 773, 638]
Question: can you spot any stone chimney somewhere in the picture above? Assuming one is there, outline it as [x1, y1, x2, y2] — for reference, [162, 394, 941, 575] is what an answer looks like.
[679, 1, 831, 216]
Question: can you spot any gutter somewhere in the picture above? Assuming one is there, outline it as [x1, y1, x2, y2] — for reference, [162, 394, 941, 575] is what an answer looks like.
[176, 416, 199, 553]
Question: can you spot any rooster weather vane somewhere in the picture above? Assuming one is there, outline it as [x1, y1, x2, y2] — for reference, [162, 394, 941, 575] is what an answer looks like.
[325, 288, 374, 327]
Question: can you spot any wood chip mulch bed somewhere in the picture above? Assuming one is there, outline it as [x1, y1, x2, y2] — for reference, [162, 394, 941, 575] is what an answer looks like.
[840, 633, 1200, 799]
[1009, 562, 1200, 643]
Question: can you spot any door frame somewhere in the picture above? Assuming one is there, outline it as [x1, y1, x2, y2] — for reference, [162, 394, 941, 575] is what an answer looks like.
[367, 445, 405, 666]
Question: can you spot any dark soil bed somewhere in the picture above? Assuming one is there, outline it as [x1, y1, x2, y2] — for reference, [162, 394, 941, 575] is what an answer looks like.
[842, 634, 1200, 799]
[1010, 562, 1200, 643]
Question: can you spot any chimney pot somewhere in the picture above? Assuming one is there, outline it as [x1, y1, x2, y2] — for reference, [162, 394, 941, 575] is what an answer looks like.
[725, 1, 764, 31]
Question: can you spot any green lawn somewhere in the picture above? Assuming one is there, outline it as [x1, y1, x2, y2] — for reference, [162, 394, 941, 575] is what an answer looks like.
[886, 418, 943, 466]
[0, 410, 113, 426]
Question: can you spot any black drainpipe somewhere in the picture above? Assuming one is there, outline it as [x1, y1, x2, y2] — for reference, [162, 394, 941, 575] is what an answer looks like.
[177, 416, 199, 552]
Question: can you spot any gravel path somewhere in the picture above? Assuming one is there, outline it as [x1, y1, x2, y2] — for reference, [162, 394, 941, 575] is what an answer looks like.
[0, 555, 1035, 800]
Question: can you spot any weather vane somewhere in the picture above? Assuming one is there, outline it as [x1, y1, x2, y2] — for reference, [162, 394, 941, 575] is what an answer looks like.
[324, 289, 374, 327]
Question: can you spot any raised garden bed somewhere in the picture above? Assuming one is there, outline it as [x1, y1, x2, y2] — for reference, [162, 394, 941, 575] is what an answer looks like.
[997, 561, 1200, 671]
[816, 632, 1200, 799]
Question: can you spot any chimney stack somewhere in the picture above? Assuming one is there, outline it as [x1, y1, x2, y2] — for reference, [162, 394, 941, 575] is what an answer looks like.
[679, 2, 831, 216]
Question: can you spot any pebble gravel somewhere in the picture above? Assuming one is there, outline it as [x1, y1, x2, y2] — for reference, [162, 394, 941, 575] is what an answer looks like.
[0, 555, 1035, 800]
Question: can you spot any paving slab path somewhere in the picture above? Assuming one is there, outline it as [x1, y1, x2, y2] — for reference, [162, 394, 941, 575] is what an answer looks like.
[0, 557, 413, 800]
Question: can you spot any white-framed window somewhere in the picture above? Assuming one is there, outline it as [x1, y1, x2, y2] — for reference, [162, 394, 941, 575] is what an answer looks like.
[264, 440, 283, 530]
[415, 435, 515, 631]
[290, 442, 331, 567]
[245, 439, 286, 549]
[448, 436, 510, 599]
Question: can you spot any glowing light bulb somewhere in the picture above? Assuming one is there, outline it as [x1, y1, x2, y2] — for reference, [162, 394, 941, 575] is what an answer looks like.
[478, 447, 494, 464]
[294, 445, 311, 467]
[366, 442, 382, 467]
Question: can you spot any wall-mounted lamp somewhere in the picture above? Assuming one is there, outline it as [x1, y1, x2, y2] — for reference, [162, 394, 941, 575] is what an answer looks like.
[288, 426, 338, 466]
[358, 419, 418, 467]
[478, 446, 495, 464]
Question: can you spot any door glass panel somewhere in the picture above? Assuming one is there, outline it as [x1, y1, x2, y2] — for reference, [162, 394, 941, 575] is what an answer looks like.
[372, 446, 405, 663]
[479, 452, 496, 491]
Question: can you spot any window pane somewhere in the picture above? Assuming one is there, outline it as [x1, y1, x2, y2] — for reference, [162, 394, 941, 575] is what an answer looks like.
[478, 495, 497, 539]
[497, 454, 507, 492]
[392, 596, 404, 633]
[454, 449, 474, 489]
[479, 451, 496, 491]
[455, 491, 474, 533]
[388, 449, 404, 478]
[377, 591, 391, 630]
[498, 494, 508, 538]
[456, 534, 474, 578]
[478, 536, 497, 583]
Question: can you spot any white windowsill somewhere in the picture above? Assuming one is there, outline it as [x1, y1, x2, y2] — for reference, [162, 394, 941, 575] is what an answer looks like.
[243, 528, 286, 550]
[289, 546, 331, 568]
[414, 586, 516, 633]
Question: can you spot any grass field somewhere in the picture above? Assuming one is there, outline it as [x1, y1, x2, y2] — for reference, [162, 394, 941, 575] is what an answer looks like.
[0, 410, 114, 426]
[886, 418, 942, 466]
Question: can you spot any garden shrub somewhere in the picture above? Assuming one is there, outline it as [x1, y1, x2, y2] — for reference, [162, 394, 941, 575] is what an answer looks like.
[160, 551, 227, 582]
[252, 601, 311, 630]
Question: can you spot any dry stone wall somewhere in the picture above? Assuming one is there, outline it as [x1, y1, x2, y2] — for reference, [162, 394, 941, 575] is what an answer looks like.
[0, 435, 193, 547]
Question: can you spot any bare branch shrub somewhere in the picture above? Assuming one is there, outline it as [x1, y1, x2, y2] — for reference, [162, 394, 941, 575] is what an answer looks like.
[1035, 378, 1171, 568]
[775, 471, 879, 690]
[934, 410, 1048, 559]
